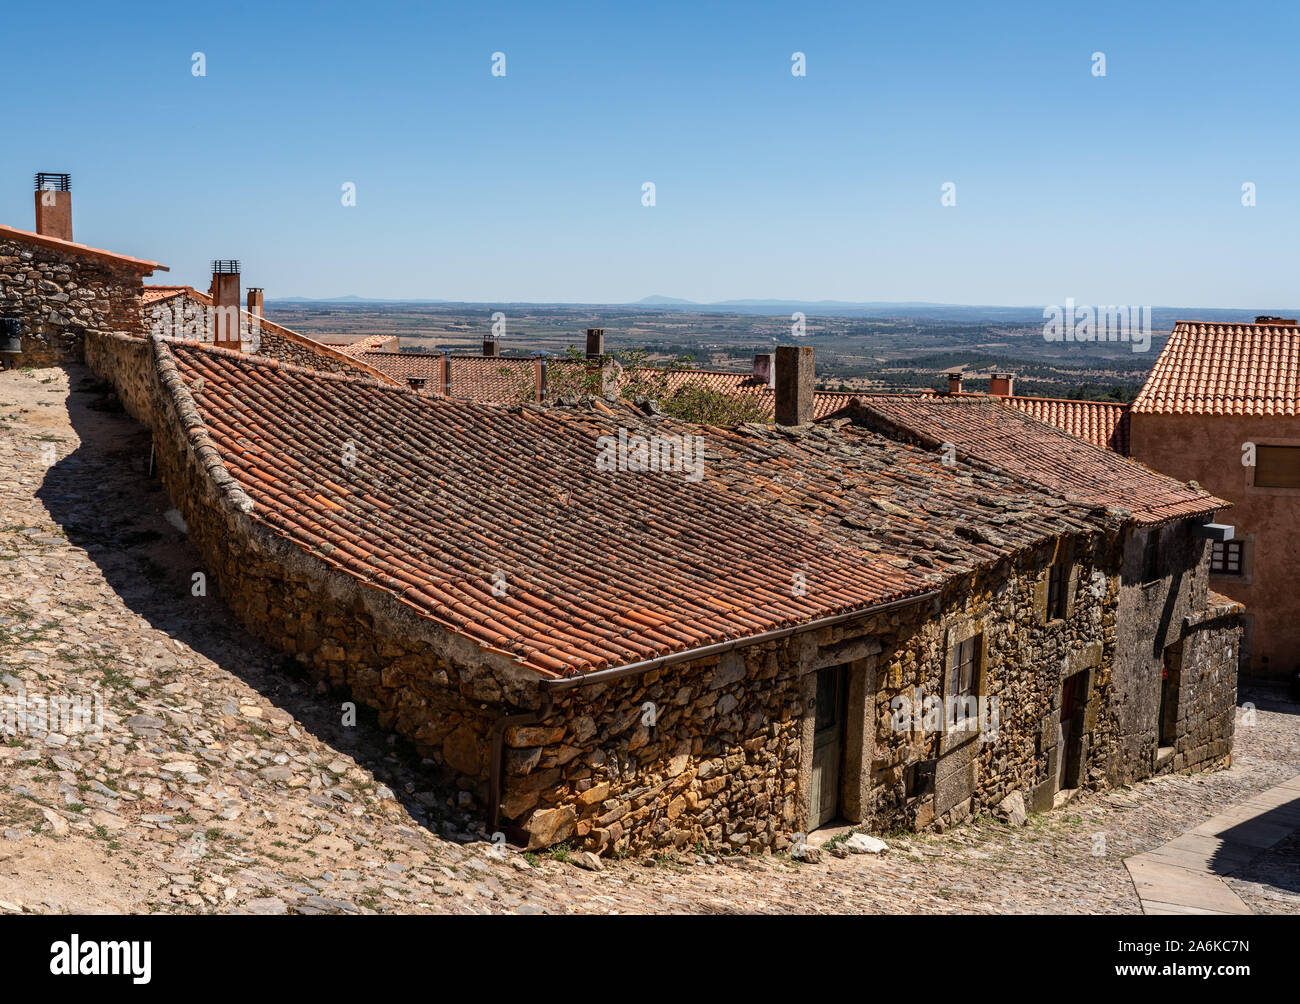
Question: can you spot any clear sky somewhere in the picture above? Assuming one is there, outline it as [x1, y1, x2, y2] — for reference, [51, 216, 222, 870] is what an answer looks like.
[4, 0, 1298, 306]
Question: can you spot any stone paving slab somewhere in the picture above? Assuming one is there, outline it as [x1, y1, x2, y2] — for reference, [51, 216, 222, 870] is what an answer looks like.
[1126, 773, 1300, 916]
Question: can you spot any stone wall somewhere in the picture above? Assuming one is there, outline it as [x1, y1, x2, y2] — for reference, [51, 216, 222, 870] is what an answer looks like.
[511, 534, 1135, 856]
[84, 332, 541, 808]
[1110, 519, 1219, 783]
[1166, 596, 1241, 774]
[0, 237, 146, 365]
[143, 293, 391, 381]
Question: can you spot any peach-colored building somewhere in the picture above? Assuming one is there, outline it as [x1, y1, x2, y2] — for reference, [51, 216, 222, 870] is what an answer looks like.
[1130, 317, 1300, 679]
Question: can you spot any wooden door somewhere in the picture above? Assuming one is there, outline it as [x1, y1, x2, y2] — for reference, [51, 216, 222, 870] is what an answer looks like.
[810, 664, 847, 829]
[1058, 671, 1084, 791]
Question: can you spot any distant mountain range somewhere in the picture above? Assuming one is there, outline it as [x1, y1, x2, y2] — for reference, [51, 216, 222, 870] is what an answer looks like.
[269, 295, 1296, 327]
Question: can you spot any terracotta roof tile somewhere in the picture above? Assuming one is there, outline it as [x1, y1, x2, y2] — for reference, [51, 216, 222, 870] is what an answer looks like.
[1133, 320, 1300, 416]
[852, 394, 1224, 525]
[163, 340, 1106, 677]
[1004, 396, 1131, 454]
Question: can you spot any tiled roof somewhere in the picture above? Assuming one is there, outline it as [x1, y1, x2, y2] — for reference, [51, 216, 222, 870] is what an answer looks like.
[448, 355, 539, 402]
[1004, 396, 1131, 454]
[162, 339, 1105, 678]
[0, 224, 168, 274]
[336, 334, 401, 356]
[358, 350, 444, 385]
[629, 367, 856, 421]
[852, 394, 1225, 525]
[142, 286, 196, 305]
[1132, 320, 1300, 416]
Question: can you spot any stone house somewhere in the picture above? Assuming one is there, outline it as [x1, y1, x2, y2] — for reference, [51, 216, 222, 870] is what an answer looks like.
[1, 175, 166, 367]
[846, 393, 1242, 782]
[1130, 317, 1300, 679]
[80, 330, 1241, 855]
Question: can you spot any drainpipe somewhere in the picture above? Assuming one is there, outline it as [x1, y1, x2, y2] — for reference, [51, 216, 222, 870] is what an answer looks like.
[488, 689, 553, 835]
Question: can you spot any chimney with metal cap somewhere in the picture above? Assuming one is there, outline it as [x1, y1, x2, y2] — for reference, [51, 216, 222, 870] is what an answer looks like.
[947, 369, 963, 395]
[586, 328, 605, 358]
[482, 338, 499, 357]
[774, 345, 814, 425]
[246, 287, 264, 318]
[209, 260, 241, 348]
[34, 173, 73, 242]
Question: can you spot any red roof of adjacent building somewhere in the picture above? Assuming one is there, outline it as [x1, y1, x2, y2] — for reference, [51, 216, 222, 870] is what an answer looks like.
[1132, 320, 1300, 417]
[161, 338, 1108, 677]
[1003, 396, 1131, 454]
[0, 223, 168, 274]
[851, 394, 1225, 526]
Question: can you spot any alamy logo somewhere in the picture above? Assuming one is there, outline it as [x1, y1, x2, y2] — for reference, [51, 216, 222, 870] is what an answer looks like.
[596, 428, 705, 482]
[0, 686, 103, 737]
[1043, 299, 1151, 353]
[49, 936, 151, 984]
[890, 688, 1000, 741]
[148, 301, 262, 353]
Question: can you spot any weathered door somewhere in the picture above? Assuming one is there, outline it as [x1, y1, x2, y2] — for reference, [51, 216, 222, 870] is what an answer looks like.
[810, 664, 847, 829]
[1057, 671, 1084, 791]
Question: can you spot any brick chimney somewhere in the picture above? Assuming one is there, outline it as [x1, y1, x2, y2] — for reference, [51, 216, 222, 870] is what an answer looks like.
[34, 173, 73, 242]
[989, 372, 1015, 398]
[1255, 315, 1297, 325]
[585, 328, 605, 358]
[209, 261, 241, 349]
[246, 288, 264, 318]
[947, 370, 963, 395]
[774, 345, 814, 425]
[482, 339, 499, 357]
[753, 352, 774, 387]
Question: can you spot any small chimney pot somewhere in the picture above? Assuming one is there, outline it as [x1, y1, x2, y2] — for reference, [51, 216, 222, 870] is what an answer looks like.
[482, 339, 499, 357]
[947, 370, 963, 395]
[989, 372, 1015, 398]
[586, 328, 605, 358]
[753, 352, 774, 387]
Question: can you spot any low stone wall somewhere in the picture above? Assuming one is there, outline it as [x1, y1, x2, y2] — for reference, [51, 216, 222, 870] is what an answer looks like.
[84, 333, 540, 809]
[1168, 597, 1242, 774]
[143, 293, 395, 383]
[0, 237, 145, 365]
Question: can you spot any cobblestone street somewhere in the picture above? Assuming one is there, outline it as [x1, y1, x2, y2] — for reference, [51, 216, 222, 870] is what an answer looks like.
[2, 364, 1297, 915]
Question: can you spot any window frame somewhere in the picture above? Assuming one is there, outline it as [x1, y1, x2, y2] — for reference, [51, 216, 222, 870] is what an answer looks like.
[1210, 539, 1244, 576]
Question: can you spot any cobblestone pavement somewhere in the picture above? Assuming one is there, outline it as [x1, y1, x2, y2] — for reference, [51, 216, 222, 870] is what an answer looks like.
[1, 365, 1297, 915]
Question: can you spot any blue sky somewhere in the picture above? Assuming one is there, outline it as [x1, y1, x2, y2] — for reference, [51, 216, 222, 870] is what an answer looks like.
[4, 0, 1298, 306]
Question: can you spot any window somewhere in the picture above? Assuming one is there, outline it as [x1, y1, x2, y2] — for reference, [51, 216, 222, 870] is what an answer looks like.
[1254, 446, 1300, 488]
[1046, 562, 1069, 620]
[948, 635, 979, 702]
[1211, 539, 1244, 575]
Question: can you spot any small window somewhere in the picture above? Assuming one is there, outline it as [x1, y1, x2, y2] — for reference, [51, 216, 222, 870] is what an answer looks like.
[1211, 539, 1244, 575]
[1046, 562, 1068, 621]
[1255, 446, 1300, 488]
[1142, 530, 1160, 582]
[948, 635, 979, 702]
